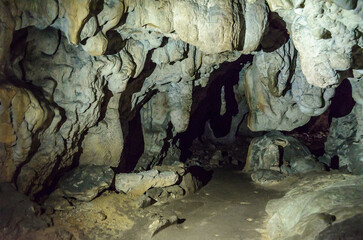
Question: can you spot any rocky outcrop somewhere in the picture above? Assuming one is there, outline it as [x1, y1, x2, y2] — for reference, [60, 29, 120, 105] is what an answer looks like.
[58, 165, 114, 201]
[79, 94, 123, 167]
[266, 173, 363, 240]
[266, 0, 362, 88]
[115, 163, 201, 200]
[245, 40, 334, 131]
[116, 169, 179, 196]
[0, 81, 54, 183]
[0, 0, 361, 208]
[129, 0, 268, 54]
[320, 77, 363, 175]
[243, 131, 325, 179]
[0, 183, 75, 240]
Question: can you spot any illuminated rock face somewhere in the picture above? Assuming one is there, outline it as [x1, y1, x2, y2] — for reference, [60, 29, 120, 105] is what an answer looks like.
[266, 0, 362, 88]
[0, 0, 362, 197]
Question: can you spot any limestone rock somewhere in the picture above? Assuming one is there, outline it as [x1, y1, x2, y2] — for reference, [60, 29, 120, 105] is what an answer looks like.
[133, 195, 154, 209]
[0, 81, 54, 184]
[250, 170, 285, 184]
[146, 185, 185, 201]
[244, 131, 324, 175]
[132, 0, 268, 54]
[59, 165, 114, 201]
[322, 104, 363, 174]
[266, 173, 363, 240]
[115, 170, 179, 196]
[332, 0, 358, 10]
[266, 0, 304, 11]
[316, 214, 363, 240]
[57, 0, 96, 45]
[148, 214, 179, 238]
[245, 40, 334, 131]
[179, 172, 201, 194]
[11, 27, 109, 196]
[271, 0, 363, 88]
[81, 31, 108, 56]
[0, 183, 52, 239]
[43, 189, 74, 211]
[98, 0, 125, 34]
[12, 0, 59, 30]
[80, 94, 123, 167]
[153, 162, 186, 176]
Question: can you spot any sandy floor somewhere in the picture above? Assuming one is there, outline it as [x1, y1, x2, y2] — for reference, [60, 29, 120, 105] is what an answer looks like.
[50, 166, 285, 240]
[151, 166, 284, 240]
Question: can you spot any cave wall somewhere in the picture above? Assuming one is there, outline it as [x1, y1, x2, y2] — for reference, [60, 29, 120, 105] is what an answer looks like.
[0, 0, 362, 196]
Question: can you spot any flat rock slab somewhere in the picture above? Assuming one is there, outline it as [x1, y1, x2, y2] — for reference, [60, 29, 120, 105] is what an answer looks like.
[59, 165, 114, 201]
[115, 170, 179, 196]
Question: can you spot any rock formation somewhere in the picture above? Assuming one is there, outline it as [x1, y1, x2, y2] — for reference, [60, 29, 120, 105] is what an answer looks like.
[0, 0, 362, 238]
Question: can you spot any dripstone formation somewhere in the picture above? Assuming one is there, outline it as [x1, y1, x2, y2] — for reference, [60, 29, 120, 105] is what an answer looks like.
[0, 0, 362, 239]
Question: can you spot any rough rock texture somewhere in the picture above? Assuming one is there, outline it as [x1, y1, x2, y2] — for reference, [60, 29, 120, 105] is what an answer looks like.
[265, 173, 363, 240]
[316, 214, 363, 240]
[266, 0, 363, 88]
[79, 93, 123, 167]
[0, 0, 361, 212]
[0, 183, 76, 240]
[58, 165, 114, 201]
[115, 163, 201, 200]
[115, 170, 179, 196]
[318, 76, 363, 175]
[245, 40, 334, 131]
[130, 0, 268, 54]
[0, 81, 54, 183]
[243, 131, 324, 176]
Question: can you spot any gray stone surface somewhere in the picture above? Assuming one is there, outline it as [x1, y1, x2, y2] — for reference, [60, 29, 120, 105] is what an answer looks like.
[333, 0, 358, 10]
[250, 170, 285, 184]
[244, 131, 324, 175]
[59, 165, 114, 201]
[146, 185, 185, 202]
[0, 183, 52, 239]
[245, 40, 334, 131]
[0, 0, 361, 203]
[316, 214, 363, 240]
[115, 170, 179, 196]
[268, 0, 362, 88]
[265, 173, 363, 240]
[322, 104, 363, 174]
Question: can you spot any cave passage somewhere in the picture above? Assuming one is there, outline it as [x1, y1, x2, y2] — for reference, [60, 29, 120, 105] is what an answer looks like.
[1, 1, 362, 240]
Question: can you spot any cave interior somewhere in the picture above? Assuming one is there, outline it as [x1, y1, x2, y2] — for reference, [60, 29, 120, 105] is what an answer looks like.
[0, 0, 362, 240]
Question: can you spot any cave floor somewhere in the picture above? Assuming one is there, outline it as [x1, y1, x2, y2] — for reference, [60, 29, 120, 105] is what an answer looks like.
[50, 166, 286, 240]
[151, 166, 284, 240]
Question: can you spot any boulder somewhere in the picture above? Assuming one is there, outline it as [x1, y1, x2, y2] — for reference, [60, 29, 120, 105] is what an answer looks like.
[322, 104, 363, 174]
[115, 170, 179, 196]
[316, 214, 363, 240]
[265, 173, 363, 240]
[244, 131, 324, 175]
[59, 165, 114, 201]
[250, 170, 286, 184]
[146, 185, 185, 201]
[179, 172, 202, 194]
[0, 183, 52, 239]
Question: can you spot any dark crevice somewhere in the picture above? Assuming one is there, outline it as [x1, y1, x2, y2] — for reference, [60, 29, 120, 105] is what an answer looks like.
[97, 84, 113, 125]
[116, 49, 157, 173]
[178, 54, 253, 161]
